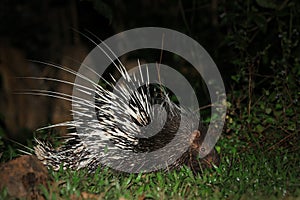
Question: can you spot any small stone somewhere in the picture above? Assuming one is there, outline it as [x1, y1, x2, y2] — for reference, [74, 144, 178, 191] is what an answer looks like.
[0, 155, 50, 199]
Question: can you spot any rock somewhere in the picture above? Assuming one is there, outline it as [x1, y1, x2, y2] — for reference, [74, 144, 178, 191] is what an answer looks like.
[0, 155, 50, 199]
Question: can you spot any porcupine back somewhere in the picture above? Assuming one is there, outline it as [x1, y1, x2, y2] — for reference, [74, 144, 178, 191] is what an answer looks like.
[32, 37, 220, 174]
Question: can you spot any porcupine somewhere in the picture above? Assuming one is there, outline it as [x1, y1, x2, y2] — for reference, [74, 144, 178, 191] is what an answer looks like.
[32, 39, 220, 174]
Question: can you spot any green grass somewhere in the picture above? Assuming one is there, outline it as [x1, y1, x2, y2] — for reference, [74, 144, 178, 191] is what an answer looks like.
[1, 134, 299, 200]
[48, 146, 299, 200]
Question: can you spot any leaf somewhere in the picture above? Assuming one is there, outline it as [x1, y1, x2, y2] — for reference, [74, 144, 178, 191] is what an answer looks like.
[287, 124, 296, 131]
[253, 14, 268, 33]
[255, 124, 265, 133]
[265, 108, 272, 114]
[275, 103, 283, 110]
[87, 0, 113, 22]
[256, 0, 278, 9]
[215, 146, 221, 154]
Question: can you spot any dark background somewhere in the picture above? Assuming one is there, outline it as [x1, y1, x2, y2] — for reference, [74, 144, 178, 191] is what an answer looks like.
[0, 0, 299, 146]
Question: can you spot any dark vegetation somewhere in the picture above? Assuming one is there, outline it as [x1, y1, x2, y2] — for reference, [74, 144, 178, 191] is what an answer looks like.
[0, 0, 299, 199]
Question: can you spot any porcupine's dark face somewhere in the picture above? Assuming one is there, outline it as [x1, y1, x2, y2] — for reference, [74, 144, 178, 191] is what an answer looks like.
[188, 130, 220, 173]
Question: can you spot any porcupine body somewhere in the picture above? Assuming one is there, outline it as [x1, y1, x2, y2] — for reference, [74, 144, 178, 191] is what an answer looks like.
[33, 46, 220, 174]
